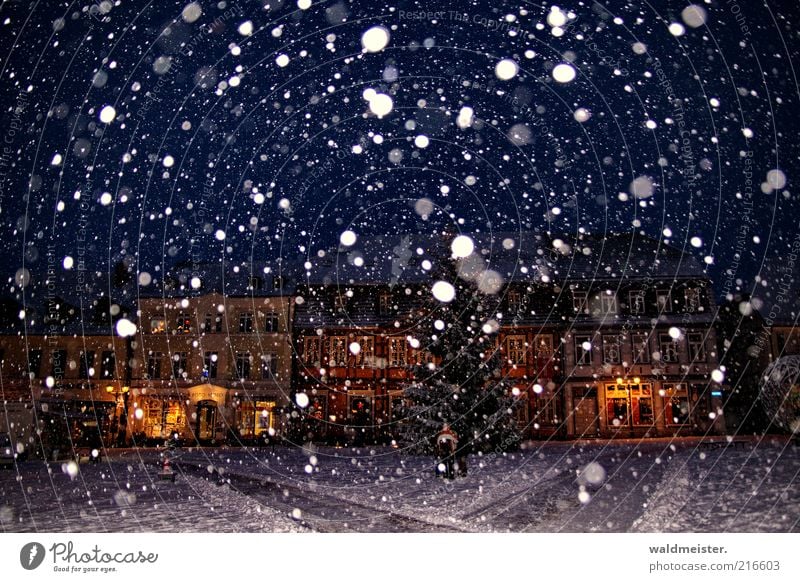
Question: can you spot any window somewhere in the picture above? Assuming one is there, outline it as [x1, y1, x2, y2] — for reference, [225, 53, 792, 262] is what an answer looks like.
[235, 352, 251, 379]
[575, 335, 592, 365]
[684, 287, 702, 312]
[238, 312, 253, 333]
[238, 400, 276, 438]
[535, 335, 554, 358]
[261, 353, 278, 378]
[150, 318, 166, 333]
[264, 311, 279, 332]
[506, 335, 527, 365]
[100, 350, 116, 379]
[79, 350, 94, 379]
[629, 291, 646, 315]
[531, 389, 559, 426]
[688, 332, 706, 362]
[605, 382, 653, 426]
[51, 349, 67, 380]
[147, 352, 162, 379]
[329, 336, 347, 366]
[389, 338, 407, 367]
[204, 314, 212, 332]
[215, 315, 223, 333]
[600, 292, 618, 315]
[659, 333, 679, 363]
[28, 349, 43, 378]
[603, 335, 622, 365]
[172, 352, 188, 379]
[378, 293, 392, 315]
[303, 337, 321, 365]
[507, 290, 523, 313]
[572, 290, 587, 312]
[355, 336, 374, 366]
[631, 333, 651, 364]
[203, 352, 218, 379]
[249, 276, 263, 290]
[656, 290, 672, 313]
[663, 383, 690, 425]
[175, 313, 192, 333]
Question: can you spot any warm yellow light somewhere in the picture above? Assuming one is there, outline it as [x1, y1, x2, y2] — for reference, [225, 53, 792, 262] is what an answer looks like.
[616, 377, 624, 385]
[122, 386, 129, 393]
[106, 386, 114, 393]
[634, 377, 641, 384]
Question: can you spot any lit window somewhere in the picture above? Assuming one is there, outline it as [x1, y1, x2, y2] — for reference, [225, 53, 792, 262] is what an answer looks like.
[389, 338, 407, 367]
[329, 336, 347, 366]
[355, 336, 374, 366]
[175, 313, 192, 333]
[506, 335, 527, 365]
[303, 337, 321, 365]
[150, 318, 166, 333]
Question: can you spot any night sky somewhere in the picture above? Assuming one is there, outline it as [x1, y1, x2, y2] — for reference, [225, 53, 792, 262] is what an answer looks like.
[1, 0, 798, 317]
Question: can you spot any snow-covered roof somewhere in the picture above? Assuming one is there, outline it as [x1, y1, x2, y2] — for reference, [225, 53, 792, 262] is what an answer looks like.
[298, 231, 707, 286]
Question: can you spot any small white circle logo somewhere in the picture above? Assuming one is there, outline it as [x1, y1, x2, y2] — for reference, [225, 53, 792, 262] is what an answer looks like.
[20, 542, 46, 570]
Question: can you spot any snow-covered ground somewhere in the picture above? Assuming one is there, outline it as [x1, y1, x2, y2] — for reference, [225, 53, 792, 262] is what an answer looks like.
[1, 438, 797, 532]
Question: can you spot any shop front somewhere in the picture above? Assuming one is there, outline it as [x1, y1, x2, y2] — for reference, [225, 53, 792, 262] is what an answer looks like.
[187, 384, 229, 445]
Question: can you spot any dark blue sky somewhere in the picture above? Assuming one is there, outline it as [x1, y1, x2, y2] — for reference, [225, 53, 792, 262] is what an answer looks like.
[0, 0, 798, 314]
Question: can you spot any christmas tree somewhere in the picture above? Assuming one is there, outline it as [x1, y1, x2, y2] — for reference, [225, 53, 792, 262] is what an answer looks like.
[400, 234, 522, 455]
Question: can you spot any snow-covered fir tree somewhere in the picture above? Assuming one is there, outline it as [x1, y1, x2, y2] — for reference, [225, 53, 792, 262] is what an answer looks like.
[400, 236, 522, 455]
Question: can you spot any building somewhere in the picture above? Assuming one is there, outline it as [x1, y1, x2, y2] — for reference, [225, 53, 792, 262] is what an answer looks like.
[0, 327, 128, 456]
[0, 265, 295, 454]
[292, 232, 728, 442]
[131, 270, 294, 444]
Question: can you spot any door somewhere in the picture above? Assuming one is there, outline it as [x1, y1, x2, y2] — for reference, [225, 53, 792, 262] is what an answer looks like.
[573, 387, 599, 436]
[196, 400, 217, 442]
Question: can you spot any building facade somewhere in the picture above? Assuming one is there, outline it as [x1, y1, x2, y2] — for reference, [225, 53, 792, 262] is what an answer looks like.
[291, 233, 728, 442]
[131, 291, 294, 444]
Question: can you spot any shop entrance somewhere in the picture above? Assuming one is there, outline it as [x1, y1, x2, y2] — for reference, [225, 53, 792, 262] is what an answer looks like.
[196, 400, 217, 443]
[573, 387, 599, 436]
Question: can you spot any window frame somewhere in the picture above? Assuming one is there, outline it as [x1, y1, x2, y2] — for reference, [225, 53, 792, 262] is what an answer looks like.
[506, 335, 528, 365]
[238, 312, 254, 333]
[602, 334, 622, 365]
[388, 337, 408, 367]
[631, 333, 651, 364]
[235, 352, 251, 380]
[687, 332, 706, 362]
[658, 333, 679, 363]
[574, 334, 593, 366]
[329, 336, 348, 367]
[656, 290, 672, 313]
[263, 311, 280, 333]
[628, 290, 646, 315]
